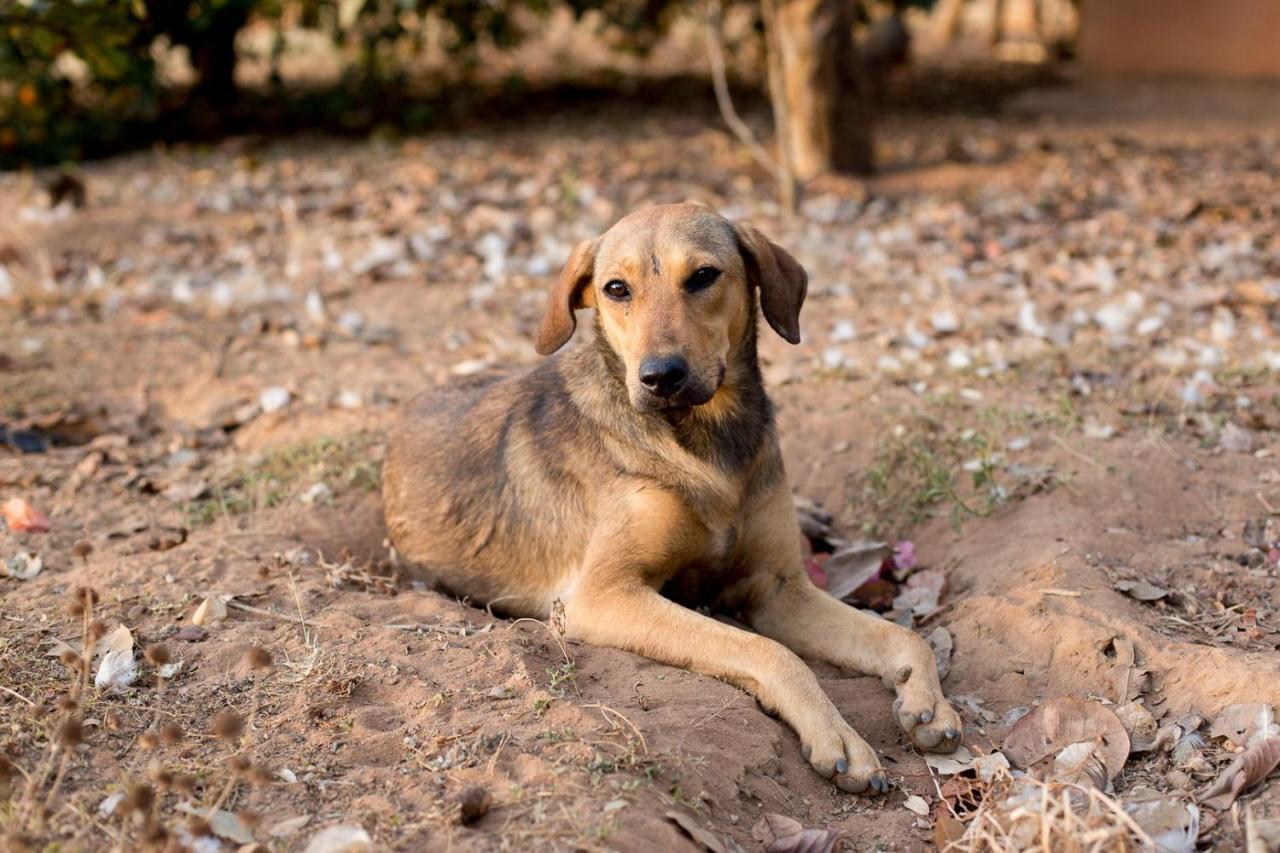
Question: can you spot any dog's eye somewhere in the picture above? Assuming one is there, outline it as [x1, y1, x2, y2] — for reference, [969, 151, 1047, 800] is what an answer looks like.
[685, 266, 721, 292]
[603, 280, 631, 301]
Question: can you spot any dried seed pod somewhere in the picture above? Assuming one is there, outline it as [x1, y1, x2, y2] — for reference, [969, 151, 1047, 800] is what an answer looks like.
[67, 600, 85, 618]
[228, 753, 252, 773]
[0, 755, 14, 780]
[159, 723, 184, 745]
[57, 717, 84, 748]
[238, 810, 263, 830]
[86, 620, 107, 643]
[123, 783, 155, 813]
[30, 703, 50, 721]
[211, 711, 243, 739]
[104, 712, 123, 731]
[147, 764, 175, 789]
[246, 646, 273, 671]
[173, 774, 197, 796]
[144, 644, 171, 666]
[247, 764, 273, 786]
[187, 817, 212, 838]
[55, 695, 78, 713]
[72, 540, 93, 561]
[138, 731, 160, 751]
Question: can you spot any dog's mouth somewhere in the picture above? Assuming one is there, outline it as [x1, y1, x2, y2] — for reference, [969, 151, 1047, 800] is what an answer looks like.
[631, 365, 724, 413]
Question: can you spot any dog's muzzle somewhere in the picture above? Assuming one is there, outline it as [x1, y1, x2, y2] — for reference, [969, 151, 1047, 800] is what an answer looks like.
[634, 355, 720, 412]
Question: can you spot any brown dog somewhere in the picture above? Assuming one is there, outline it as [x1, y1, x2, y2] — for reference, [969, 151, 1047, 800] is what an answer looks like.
[383, 203, 961, 793]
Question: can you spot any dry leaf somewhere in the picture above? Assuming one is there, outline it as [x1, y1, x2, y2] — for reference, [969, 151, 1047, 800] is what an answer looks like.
[903, 795, 930, 816]
[1114, 579, 1168, 602]
[1051, 739, 1109, 789]
[96, 624, 134, 659]
[928, 626, 953, 682]
[176, 803, 255, 845]
[753, 813, 842, 853]
[1001, 697, 1130, 786]
[924, 744, 975, 775]
[1209, 703, 1277, 749]
[1125, 800, 1199, 853]
[303, 825, 372, 853]
[667, 811, 730, 853]
[1115, 700, 1159, 752]
[823, 541, 890, 600]
[3, 497, 51, 532]
[270, 815, 313, 837]
[1199, 737, 1280, 810]
[4, 552, 42, 580]
[192, 594, 230, 626]
[95, 648, 137, 695]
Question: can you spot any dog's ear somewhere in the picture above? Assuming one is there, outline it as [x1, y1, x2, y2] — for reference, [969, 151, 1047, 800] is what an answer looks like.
[733, 224, 808, 345]
[535, 238, 599, 356]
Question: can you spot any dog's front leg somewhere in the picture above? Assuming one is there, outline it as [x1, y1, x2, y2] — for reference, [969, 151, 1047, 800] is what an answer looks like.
[561, 485, 890, 794]
[733, 492, 963, 753]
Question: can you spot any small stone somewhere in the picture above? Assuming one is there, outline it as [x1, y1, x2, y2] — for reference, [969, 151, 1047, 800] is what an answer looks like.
[259, 386, 292, 414]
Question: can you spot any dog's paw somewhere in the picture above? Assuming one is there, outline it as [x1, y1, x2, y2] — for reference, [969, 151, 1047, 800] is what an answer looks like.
[801, 721, 890, 795]
[891, 664, 963, 753]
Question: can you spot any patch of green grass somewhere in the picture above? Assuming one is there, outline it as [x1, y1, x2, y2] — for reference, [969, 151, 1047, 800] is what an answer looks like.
[184, 433, 381, 526]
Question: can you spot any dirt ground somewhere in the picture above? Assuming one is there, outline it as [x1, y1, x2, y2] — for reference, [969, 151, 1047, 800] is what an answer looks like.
[3, 70, 1280, 851]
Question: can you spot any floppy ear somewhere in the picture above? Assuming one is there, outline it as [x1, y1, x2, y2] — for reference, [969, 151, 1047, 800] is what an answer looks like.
[535, 238, 599, 356]
[733, 224, 808, 345]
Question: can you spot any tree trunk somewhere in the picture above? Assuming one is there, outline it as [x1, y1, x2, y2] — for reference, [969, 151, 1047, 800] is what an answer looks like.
[764, 0, 874, 180]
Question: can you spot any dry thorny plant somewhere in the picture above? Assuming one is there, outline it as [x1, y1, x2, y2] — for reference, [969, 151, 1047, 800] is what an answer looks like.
[2, 541, 282, 852]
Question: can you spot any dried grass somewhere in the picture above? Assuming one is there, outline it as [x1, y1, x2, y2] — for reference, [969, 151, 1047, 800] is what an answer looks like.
[943, 771, 1158, 853]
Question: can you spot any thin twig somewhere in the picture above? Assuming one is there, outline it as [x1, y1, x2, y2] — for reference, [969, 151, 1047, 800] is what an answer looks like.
[705, 0, 782, 184]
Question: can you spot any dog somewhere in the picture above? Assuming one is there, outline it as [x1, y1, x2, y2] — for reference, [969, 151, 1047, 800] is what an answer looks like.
[383, 203, 961, 793]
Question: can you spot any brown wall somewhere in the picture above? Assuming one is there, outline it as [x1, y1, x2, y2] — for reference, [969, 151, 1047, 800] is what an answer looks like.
[1080, 0, 1280, 78]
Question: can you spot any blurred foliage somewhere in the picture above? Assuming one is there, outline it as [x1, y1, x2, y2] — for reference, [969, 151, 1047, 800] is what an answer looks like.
[0, 0, 693, 168]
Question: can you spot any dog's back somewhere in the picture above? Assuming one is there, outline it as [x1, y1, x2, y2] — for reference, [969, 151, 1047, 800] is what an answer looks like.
[384, 355, 599, 614]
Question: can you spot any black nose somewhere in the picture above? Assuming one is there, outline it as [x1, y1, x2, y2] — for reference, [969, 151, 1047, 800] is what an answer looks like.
[639, 355, 689, 398]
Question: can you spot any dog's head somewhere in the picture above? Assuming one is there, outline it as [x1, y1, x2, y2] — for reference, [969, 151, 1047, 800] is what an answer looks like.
[534, 203, 808, 413]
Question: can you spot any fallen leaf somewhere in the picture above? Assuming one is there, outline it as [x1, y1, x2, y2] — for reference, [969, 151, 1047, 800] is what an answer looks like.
[1209, 703, 1277, 749]
[933, 812, 967, 849]
[1199, 737, 1280, 810]
[192, 594, 230, 626]
[92, 625, 135, 696]
[1114, 579, 1168, 602]
[269, 815, 313, 837]
[3, 497, 50, 532]
[971, 750, 1011, 782]
[4, 552, 42, 580]
[892, 540, 918, 573]
[924, 744, 974, 775]
[752, 813, 842, 853]
[903, 795, 929, 816]
[176, 803, 255, 845]
[1219, 422, 1255, 454]
[1001, 697, 1130, 786]
[96, 624, 134, 659]
[928, 626, 953, 681]
[303, 825, 372, 853]
[95, 648, 137, 695]
[1115, 700, 1159, 752]
[1125, 800, 1199, 853]
[172, 625, 209, 642]
[1051, 739, 1109, 789]
[667, 811, 729, 853]
[823, 540, 890, 600]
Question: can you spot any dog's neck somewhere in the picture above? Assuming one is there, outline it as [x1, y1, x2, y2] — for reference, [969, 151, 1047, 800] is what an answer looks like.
[584, 312, 772, 474]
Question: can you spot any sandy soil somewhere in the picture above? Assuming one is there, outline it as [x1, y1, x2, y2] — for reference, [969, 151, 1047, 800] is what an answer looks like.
[3, 72, 1280, 851]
